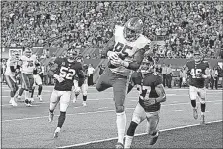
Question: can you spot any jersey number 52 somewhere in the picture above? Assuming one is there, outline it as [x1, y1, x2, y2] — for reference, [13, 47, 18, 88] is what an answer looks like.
[59, 67, 76, 80]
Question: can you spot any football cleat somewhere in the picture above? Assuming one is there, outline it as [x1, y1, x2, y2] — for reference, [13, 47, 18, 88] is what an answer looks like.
[53, 127, 61, 138]
[37, 95, 43, 102]
[49, 112, 54, 123]
[115, 142, 124, 149]
[193, 108, 198, 120]
[200, 115, 205, 125]
[16, 95, 23, 102]
[148, 130, 159, 145]
[9, 99, 13, 104]
[11, 99, 18, 107]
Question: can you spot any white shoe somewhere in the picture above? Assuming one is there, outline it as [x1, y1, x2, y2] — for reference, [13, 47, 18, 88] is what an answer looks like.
[30, 98, 34, 102]
[9, 99, 13, 104]
[11, 99, 18, 107]
[73, 96, 77, 103]
[82, 101, 87, 107]
[38, 95, 43, 102]
[53, 127, 61, 138]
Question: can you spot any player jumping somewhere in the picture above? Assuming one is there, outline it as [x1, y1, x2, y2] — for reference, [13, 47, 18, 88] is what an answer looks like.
[186, 51, 210, 125]
[48, 48, 85, 138]
[124, 56, 166, 148]
[96, 17, 151, 148]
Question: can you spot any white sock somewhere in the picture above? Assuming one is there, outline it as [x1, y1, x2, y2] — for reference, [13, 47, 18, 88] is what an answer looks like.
[201, 112, 204, 116]
[25, 91, 28, 99]
[124, 135, 133, 149]
[116, 111, 126, 144]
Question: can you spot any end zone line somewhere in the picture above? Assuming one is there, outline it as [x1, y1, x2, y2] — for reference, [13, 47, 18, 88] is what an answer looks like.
[57, 120, 223, 149]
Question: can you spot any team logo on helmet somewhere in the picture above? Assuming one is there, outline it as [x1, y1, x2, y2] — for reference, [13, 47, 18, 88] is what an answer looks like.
[124, 17, 143, 41]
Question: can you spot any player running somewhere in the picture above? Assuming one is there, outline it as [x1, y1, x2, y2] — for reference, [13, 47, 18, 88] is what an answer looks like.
[186, 51, 210, 125]
[31, 63, 43, 101]
[96, 17, 151, 148]
[124, 56, 166, 148]
[5, 51, 20, 106]
[48, 48, 85, 138]
[19, 48, 39, 106]
[73, 63, 89, 106]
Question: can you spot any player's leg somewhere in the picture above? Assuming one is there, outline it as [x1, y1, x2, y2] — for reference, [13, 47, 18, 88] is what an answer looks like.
[54, 91, 71, 138]
[21, 73, 31, 106]
[72, 79, 79, 103]
[49, 90, 60, 123]
[27, 74, 35, 105]
[189, 85, 198, 119]
[35, 74, 43, 101]
[125, 103, 146, 149]
[81, 78, 88, 106]
[96, 69, 112, 92]
[5, 75, 18, 106]
[146, 111, 160, 145]
[197, 88, 207, 125]
[113, 76, 128, 147]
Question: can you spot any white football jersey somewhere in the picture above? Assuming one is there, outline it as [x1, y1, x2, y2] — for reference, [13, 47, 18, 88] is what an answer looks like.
[20, 55, 37, 74]
[5, 58, 18, 76]
[110, 25, 151, 76]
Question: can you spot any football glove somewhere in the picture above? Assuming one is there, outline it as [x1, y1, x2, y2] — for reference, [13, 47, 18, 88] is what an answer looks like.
[107, 51, 119, 61]
[143, 97, 157, 106]
[53, 74, 64, 83]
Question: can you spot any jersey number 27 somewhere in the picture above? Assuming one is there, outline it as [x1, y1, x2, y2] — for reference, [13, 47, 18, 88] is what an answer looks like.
[59, 66, 76, 80]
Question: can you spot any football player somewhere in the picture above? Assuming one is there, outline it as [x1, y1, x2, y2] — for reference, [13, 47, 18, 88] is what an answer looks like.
[31, 62, 43, 101]
[19, 48, 39, 106]
[4, 51, 20, 106]
[124, 56, 166, 148]
[185, 51, 210, 125]
[73, 63, 89, 106]
[96, 17, 151, 148]
[48, 48, 85, 138]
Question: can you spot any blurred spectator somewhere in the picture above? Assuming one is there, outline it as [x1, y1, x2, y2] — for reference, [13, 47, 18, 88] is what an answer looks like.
[179, 67, 187, 88]
[166, 64, 173, 88]
[87, 64, 95, 86]
[162, 64, 168, 87]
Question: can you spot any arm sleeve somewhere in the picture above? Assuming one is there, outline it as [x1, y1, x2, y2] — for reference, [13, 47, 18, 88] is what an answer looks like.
[76, 63, 85, 87]
[127, 48, 146, 71]
[100, 36, 115, 58]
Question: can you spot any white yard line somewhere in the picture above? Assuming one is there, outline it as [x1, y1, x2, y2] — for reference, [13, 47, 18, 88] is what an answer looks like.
[57, 120, 223, 148]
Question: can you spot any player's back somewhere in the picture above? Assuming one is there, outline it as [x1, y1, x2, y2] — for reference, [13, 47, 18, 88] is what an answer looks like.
[139, 73, 162, 112]
[54, 58, 82, 91]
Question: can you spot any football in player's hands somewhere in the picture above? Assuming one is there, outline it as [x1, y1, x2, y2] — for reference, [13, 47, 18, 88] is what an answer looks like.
[108, 51, 119, 61]
[143, 97, 156, 106]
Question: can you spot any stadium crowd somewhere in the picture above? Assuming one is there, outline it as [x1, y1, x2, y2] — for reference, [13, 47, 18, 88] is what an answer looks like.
[1, 1, 223, 59]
